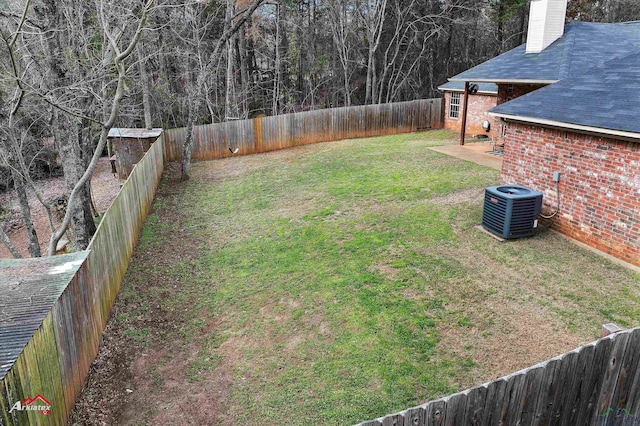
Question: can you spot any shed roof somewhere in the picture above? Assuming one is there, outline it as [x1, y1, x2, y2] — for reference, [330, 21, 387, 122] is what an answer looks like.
[450, 21, 640, 83]
[437, 81, 498, 94]
[489, 52, 640, 138]
[108, 128, 163, 139]
[0, 251, 88, 379]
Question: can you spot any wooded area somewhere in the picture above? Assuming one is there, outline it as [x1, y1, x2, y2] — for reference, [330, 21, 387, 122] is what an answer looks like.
[1, 0, 640, 258]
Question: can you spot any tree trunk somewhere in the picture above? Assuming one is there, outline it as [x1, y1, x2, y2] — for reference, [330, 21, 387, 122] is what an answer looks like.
[181, 92, 197, 181]
[238, 26, 251, 117]
[272, 1, 282, 114]
[365, 47, 374, 104]
[518, 1, 528, 46]
[363, 0, 386, 105]
[498, 2, 505, 52]
[225, 36, 237, 119]
[328, 0, 352, 107]
[0, 226, 22, 259]
[11, 169, 41, 257]
[277, 0, 289, 101]
[295, 1, 304, 105]
[225, 0, 237, 120]
[55, 113, 96, 250]
[137, 42, 153, 129]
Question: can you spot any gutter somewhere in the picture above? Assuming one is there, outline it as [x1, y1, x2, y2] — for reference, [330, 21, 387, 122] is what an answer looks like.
[437, 88, 497, 95]
[448, 78, 558, 85]
[489, 112, 640, 142]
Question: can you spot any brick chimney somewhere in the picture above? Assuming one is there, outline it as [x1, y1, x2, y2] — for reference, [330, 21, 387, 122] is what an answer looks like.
[526, 0, 568, 53]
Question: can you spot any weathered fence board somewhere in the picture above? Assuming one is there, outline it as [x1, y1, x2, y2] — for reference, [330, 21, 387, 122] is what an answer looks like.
[357, 327, 640, 426]
[623, 329, 640, 415]
[403, 404, 425, 426]
[163, 99, 444, 161]
[463, 384, 486, 424]
[0, 136, 165, 425]
[516, 365, 542, 424]
[426, 399, 446, 425]
[610, 329, 640, 410]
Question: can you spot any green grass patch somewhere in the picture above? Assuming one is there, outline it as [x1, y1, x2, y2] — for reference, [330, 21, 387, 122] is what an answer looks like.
[117, 130, 640, 425]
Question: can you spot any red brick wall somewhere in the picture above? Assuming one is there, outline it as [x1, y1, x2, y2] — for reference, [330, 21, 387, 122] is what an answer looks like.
[496, 84, 545, 105]
[443, 92, 498, 136]
[492, 84, 547, 144]
[501, 122, 640, 267]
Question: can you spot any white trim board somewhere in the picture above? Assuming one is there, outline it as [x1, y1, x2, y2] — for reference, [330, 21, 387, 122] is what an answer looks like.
[438, 88, 498, 95]
[489, 112, 640, 141]
[448, 78, 558, 85]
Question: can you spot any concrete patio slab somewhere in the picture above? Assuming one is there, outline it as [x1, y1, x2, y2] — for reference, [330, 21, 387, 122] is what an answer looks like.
[428, 142, 503, 171]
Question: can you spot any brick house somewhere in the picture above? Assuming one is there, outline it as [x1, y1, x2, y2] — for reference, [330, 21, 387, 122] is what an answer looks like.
[438, 82, 497, 137]
[446, 0, 640, 267]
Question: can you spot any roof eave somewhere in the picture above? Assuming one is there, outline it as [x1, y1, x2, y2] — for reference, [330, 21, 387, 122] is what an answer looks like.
[107, 128, 164, 138]
[489, 112, 640, 141]
[449, 78, 558, 85]
[437, 87, 497, 95]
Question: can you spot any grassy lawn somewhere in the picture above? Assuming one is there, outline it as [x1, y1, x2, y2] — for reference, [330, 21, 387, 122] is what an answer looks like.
[76, 130, 640, 425]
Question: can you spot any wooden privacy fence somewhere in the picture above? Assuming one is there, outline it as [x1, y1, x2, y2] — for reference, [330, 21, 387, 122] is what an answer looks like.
[163, 99, 443, 161]
[0, 136, 165, 425]
[358, 327, 640, 426]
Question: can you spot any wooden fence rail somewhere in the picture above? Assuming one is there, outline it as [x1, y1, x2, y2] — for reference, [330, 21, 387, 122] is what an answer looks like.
[357, 327, 640, 426]
[0, 136, 165, 425]
[163, 99, 443, 161]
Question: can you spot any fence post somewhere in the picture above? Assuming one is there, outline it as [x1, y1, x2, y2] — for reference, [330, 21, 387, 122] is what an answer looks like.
[253, 117, 263, 153]
[601, 323, 623, 337]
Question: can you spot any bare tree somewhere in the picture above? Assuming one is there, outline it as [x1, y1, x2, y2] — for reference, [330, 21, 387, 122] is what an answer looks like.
[327, 0, 356, 106]
[137, 41, 154, 130]
[20, 0, 157, 255]
[226, 0, 240, 119]
[358, 0, 387, 105]
[0, 0, 47, 257]
[180, 0, 265, 181]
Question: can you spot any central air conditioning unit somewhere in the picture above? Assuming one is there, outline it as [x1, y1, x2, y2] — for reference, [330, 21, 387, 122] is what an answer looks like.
[482, 185, 543, 239]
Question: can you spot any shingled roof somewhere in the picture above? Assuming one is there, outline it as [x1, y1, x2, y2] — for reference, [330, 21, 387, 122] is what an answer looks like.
[0, 252, 88, 379]
[450, 21, 640, 84]
[489, 53, 640, 137]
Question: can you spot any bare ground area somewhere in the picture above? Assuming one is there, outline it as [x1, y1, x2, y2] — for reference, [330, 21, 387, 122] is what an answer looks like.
[67, 163, 221, 425]
[67, 134, 640, 425]
[0, 158, 122, 258]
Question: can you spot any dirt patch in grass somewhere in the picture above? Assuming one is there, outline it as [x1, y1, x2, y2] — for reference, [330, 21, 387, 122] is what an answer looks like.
[68, 163, 211, 425]
[435, 301, 583, 388]
[424, 187, 484, 206]
[113, 344, 234, 426]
